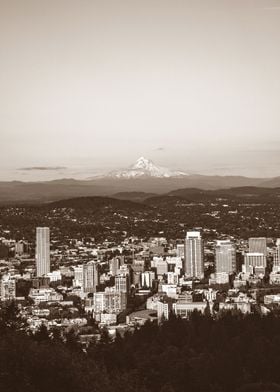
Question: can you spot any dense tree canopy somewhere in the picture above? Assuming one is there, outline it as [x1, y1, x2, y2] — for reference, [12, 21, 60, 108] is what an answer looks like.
[1, 309, 280, 391]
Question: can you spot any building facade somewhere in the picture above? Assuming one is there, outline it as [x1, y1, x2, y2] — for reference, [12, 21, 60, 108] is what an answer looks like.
[184, 231, 204, 279]
[248, 237, 267, 256]
[36, 227, 50, 277]
[83, 261, 98, 293]
[215, 240, 236, 274]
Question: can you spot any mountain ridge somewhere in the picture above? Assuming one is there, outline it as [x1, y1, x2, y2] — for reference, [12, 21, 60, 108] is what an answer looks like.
[97, 157, 189, 179]
[0, 156, 279, 204]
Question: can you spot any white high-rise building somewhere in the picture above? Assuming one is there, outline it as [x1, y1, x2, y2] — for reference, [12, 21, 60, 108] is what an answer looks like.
[244, 253, 267, 269]
[249, 237, 267, 256]
[36, 227, 50, 277]
[215, 240, 236, 274]
[274, 239, 280, 267]
[184, 231, 204, 279]
[141, 271, 155, 288]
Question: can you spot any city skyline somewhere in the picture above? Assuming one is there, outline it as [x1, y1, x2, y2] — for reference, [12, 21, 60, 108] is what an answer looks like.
[1, 0, 280, 180]
[2, 1, 280, 391]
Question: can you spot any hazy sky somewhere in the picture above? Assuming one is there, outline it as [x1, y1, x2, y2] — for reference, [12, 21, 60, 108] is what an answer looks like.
[1, 0, 280, 180]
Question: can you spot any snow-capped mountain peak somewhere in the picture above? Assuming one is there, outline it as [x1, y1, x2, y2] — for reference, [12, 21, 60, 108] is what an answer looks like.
[106, 157, 189, 179]
[132, 157, 154, 170]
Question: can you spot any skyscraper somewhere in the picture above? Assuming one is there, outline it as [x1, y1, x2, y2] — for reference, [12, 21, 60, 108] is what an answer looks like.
[109, 257, 120, 276]
[36, 227, 50, 277]
[184, 231, 204, 279]
[249, 237, 267, 256]
[244, 253, 267, 269]
[215, 240, 236, 274]
[274, 239, 280, 268]
[83, 261, 98, 293]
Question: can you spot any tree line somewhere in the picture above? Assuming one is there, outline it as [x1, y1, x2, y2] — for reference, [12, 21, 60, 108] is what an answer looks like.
[1, 302, 280, 391]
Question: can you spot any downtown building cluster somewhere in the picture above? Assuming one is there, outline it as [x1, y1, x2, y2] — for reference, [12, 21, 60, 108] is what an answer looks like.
[1, 226, 280, 342]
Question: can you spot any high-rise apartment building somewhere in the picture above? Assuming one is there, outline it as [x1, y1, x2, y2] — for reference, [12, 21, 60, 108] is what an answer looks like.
[184, 231, 204, 279]
[36, 227, 50, 277]
[215, 240, 236, 274]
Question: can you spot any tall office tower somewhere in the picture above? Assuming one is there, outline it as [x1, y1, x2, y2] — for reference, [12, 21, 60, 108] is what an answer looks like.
[215, 240, 236, 274]
[273, 239, 280, 267]
[109, 258, 120, 276]
[36, 227, 50, 277]
[83, 261, 98, 293]
[114, 275, 129, 309]
[244, 253, 267, 269]
[249, 237, 267, 256]
[184, 231, 204, 279]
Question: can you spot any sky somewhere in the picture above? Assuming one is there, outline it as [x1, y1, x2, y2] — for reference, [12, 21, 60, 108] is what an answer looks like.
[1, 0, 280, 180]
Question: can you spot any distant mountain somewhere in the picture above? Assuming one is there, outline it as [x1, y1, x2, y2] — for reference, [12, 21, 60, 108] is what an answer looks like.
[168, 186, 280, 198]
[0, 160, 279, 204]
[103, 157, 189, 179]
[154, 186, 280, 204]
[259, 177, 280, 188]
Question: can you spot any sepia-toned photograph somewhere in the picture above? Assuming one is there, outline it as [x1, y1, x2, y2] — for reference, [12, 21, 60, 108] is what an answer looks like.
[1, 1, 280, 391]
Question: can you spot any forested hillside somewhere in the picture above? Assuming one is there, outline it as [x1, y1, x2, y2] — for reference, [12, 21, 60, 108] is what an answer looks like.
[1, 305, 280, 392]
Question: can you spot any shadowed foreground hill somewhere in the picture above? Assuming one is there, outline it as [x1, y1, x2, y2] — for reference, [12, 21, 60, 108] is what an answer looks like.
[112, 191, 158, 202]
[143, 186, 280, 207]
[167, 186, 280, 202]
[49, 196, 151, 212]
[0, 196, 154, 242]
[2, 310, 280, 392]
[2, 188, 280, 242]
[0, 175, 278, 204]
